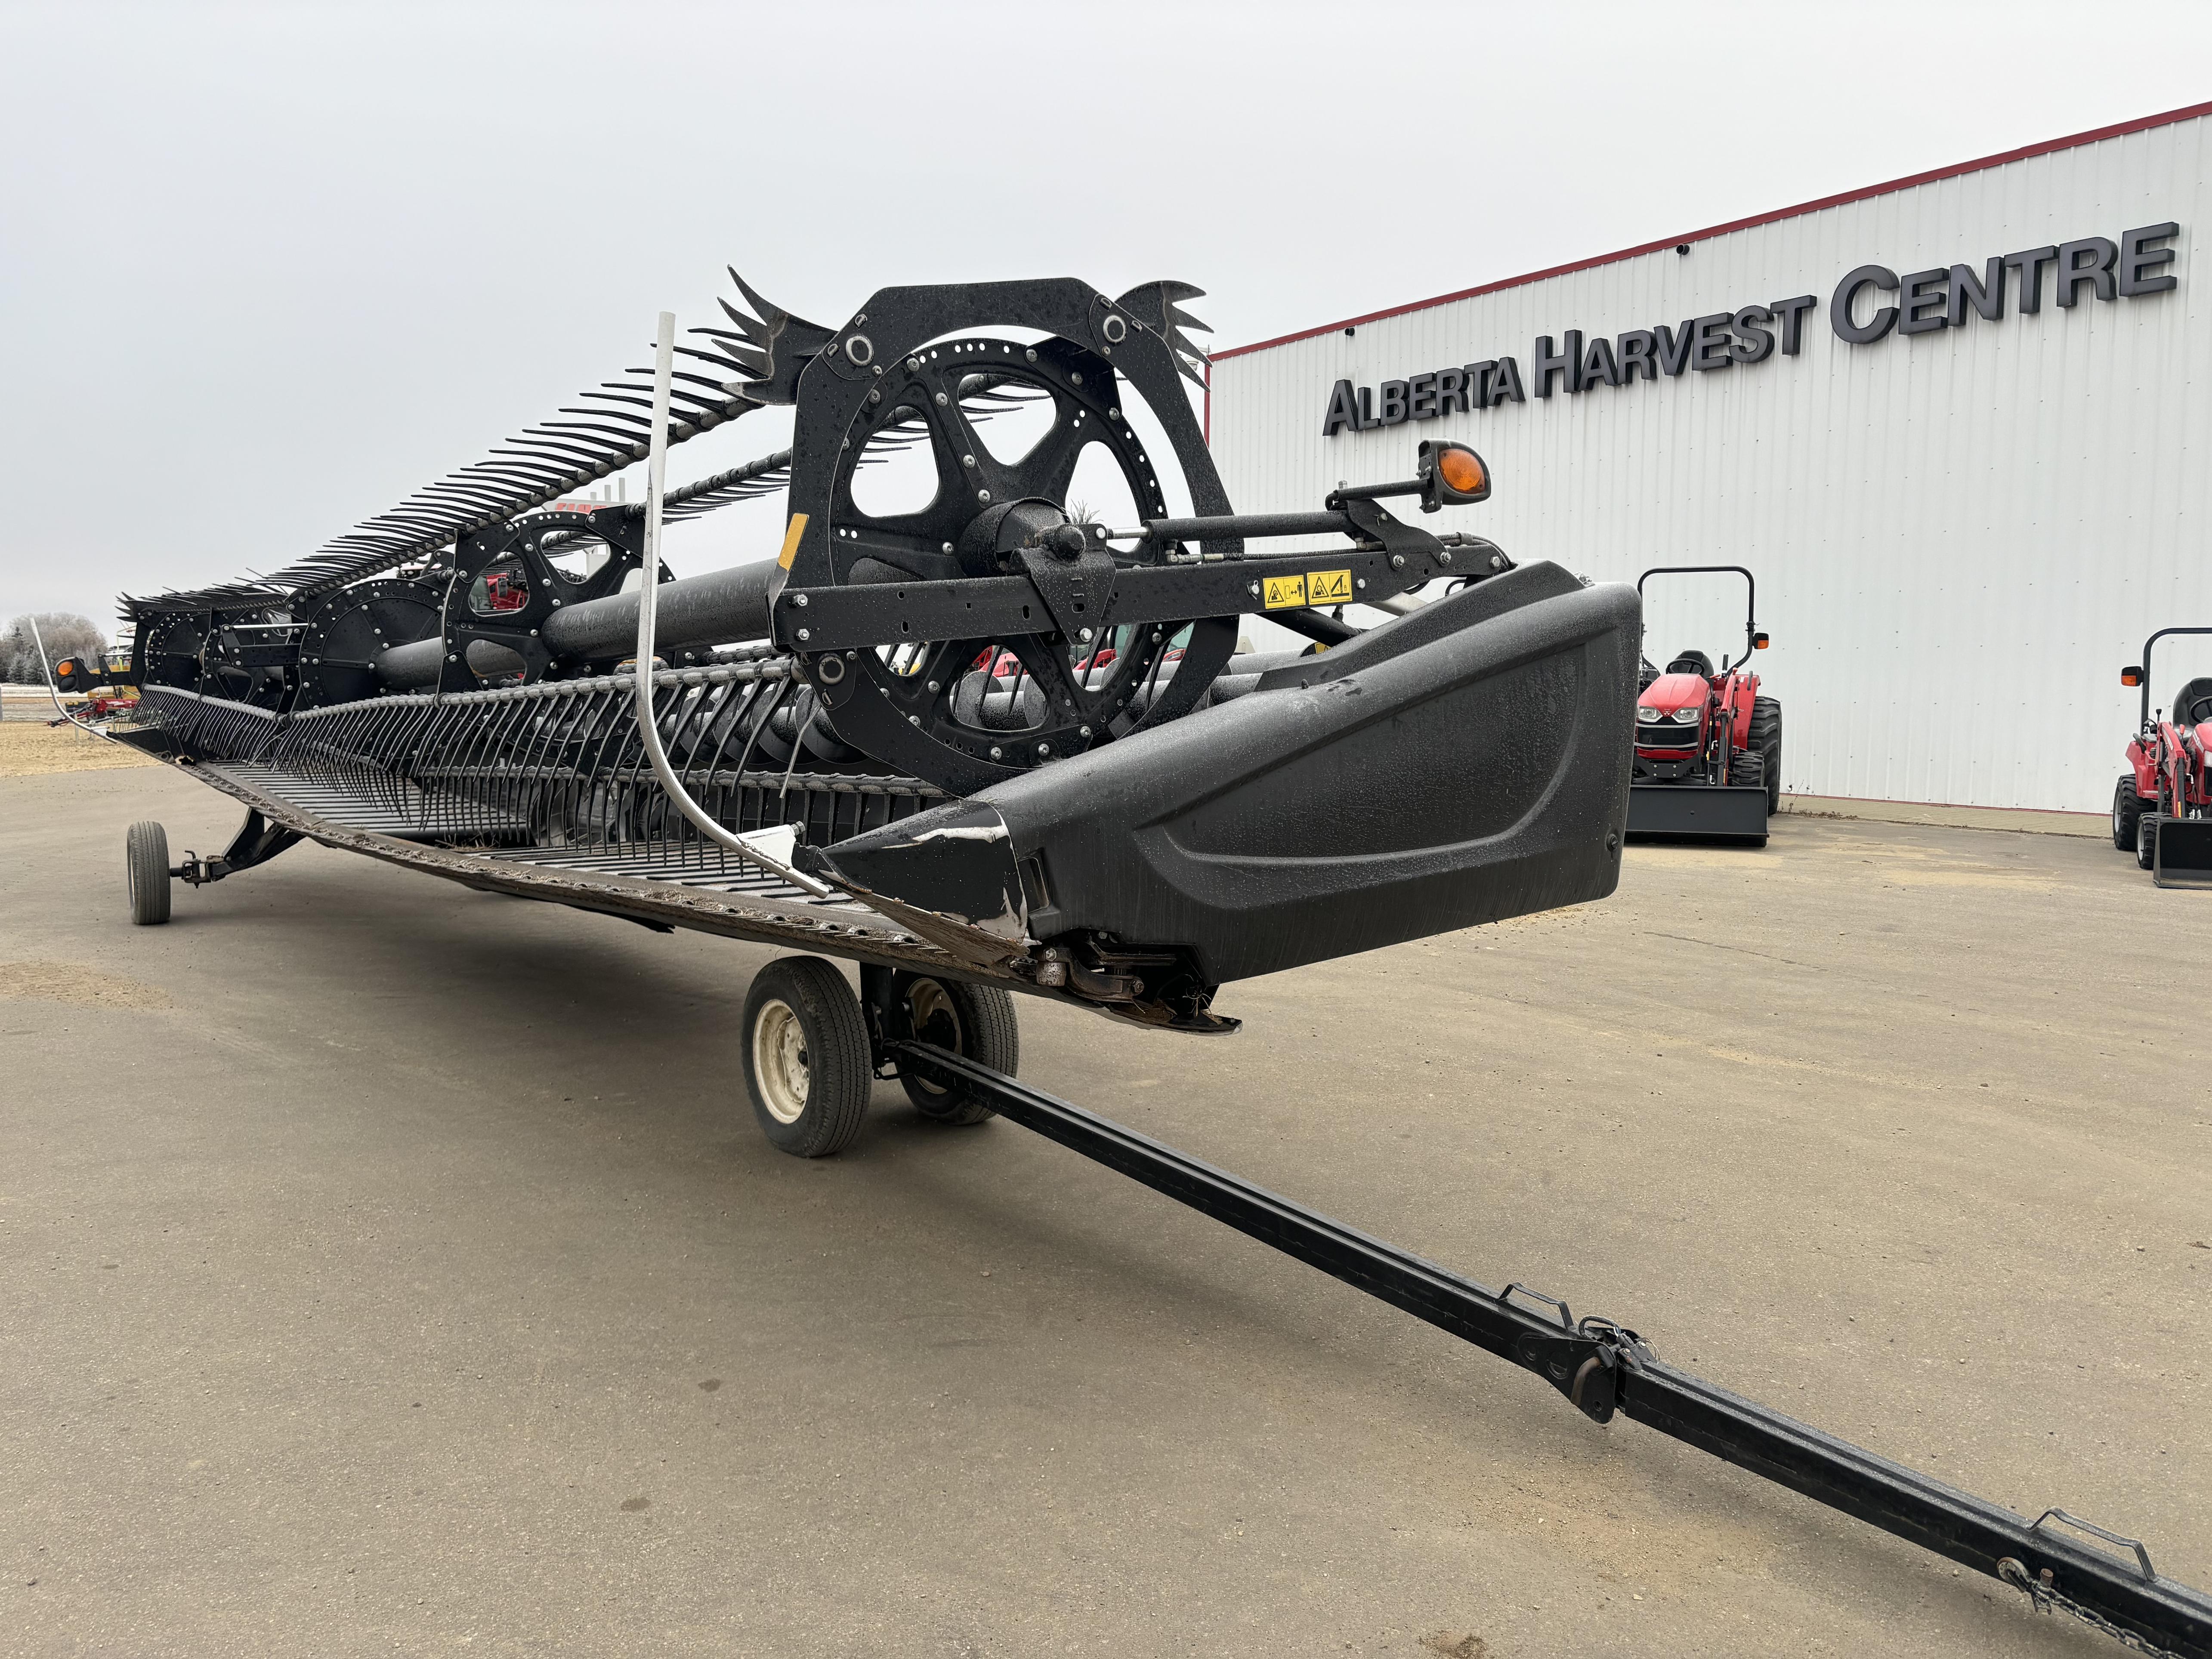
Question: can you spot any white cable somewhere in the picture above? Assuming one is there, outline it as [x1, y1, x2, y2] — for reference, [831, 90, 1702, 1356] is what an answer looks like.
[633, 309, 834, 898]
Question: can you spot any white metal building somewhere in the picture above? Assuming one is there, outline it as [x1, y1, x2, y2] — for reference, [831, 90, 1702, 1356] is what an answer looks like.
[1206, 103, 2212, 815]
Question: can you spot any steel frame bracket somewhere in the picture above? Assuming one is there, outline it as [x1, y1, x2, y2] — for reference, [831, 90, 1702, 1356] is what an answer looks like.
[172, 807, 303, 888]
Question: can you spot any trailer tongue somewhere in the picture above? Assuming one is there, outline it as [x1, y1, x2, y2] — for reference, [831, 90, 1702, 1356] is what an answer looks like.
[897, 1043, 2212, 1659]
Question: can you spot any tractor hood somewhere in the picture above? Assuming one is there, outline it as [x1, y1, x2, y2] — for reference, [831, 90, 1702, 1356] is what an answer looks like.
[1638, 671, 1710, 715]
[1637, 671, 1710, 745]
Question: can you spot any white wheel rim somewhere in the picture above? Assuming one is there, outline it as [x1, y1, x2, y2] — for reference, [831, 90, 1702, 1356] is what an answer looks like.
[906, 979, 961, 1097]
[753, 998, 810, 1124]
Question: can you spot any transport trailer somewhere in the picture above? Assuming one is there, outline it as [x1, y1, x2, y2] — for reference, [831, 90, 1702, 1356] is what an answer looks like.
[2114, 627, 2212, 887]
[74, 269, 2210, 1654]
[1625, 565, 1779, 846]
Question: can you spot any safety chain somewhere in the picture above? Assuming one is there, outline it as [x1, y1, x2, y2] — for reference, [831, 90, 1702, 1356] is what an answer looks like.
[1998, 1558, 2182, 1658]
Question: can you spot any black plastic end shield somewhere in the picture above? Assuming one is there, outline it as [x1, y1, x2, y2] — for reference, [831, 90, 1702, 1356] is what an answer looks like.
[1626, 784, 1770, 845]
[828, 563, 1636, 986]
[797, 798, 1030, 940]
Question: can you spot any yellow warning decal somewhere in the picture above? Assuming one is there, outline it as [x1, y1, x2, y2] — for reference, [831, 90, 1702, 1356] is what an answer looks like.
[1262, 572, 1308, 609]
[777, 512, 810, 570]
[1307, 568, 1353, 604]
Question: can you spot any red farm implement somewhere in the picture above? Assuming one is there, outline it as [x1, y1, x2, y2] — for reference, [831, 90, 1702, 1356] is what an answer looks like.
[2114, 627, 2212, 887]
[1625, 565, 1778, 846]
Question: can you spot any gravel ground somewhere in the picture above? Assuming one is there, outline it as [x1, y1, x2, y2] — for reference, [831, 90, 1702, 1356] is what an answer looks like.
[0, 721, 157, 777]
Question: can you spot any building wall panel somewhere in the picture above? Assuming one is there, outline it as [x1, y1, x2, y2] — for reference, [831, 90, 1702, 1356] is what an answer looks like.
[1208, 115, 2212, 812]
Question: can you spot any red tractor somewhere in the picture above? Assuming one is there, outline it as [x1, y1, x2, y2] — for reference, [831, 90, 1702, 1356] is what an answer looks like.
[2113, 627, 2212, 886]
[1625, 565, 1779, 845]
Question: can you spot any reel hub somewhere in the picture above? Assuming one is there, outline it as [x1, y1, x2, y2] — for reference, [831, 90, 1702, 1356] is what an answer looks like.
[783, 295, 1239, 796]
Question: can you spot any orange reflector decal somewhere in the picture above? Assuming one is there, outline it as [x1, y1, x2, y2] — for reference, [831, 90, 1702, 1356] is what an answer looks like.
[778, 512, 809, 570]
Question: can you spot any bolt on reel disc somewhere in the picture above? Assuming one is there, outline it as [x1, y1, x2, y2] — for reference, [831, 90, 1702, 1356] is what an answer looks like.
[139, 606, 296, 708]
[293, 578, 444, 711]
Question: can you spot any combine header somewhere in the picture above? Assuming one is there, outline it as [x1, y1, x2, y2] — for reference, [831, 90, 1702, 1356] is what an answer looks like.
[113, 275, 1636, 1044]
[80, 271, 2209, 1656]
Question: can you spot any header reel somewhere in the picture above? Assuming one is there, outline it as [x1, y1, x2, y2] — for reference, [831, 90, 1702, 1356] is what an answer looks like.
[114, 265, 1641, 1028]
[775, 281, 1239, 795]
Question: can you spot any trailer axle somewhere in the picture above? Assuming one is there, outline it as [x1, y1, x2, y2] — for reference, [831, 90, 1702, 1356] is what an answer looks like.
[890, 1041, 2212, 1658]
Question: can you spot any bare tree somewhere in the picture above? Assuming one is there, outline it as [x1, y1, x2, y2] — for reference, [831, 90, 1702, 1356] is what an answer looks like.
[1, 612, 107, 684]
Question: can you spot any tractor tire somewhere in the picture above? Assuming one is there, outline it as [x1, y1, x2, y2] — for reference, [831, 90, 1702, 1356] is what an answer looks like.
[126, 821, 172, 925]
[2114, 776, 2147, 852]
[741, 956, 874, 1158]
[1730, 748, 1766, 796]
[2138, 816, 2159, 872]
[1749, 698, 1783, 813]
[894, 972, 1019, 1126]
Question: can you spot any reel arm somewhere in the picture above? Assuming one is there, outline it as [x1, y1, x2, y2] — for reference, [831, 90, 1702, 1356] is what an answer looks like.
[775, 475, 1502, 657]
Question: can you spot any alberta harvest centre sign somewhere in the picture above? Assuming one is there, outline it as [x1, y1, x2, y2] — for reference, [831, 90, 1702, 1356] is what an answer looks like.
[1319, 223, 2181, 437]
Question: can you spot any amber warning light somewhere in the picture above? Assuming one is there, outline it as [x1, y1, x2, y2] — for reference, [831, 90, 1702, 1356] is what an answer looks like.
[1418, 440, 1491, 511]
[2122, 665, 2145, 687]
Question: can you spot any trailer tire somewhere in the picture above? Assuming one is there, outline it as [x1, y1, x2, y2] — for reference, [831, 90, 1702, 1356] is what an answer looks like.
[2138, 815, 2159, 871]
[1749, 698, 1782, 813]
[127, 821, 172, 926]
[895, 973, 1018, 1126]
[741, 956, 873, 1158]
[2114, 776, 2147, 851]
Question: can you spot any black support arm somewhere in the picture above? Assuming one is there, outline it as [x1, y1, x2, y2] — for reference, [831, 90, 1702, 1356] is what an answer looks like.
[890, 1041, 2212, 1659]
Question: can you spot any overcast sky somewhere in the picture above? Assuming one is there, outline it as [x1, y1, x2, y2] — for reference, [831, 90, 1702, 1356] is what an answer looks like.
[4, 0, 2210, 630]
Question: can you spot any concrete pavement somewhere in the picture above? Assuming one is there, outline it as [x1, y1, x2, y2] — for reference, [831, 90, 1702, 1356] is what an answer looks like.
[3, 760, 2204, 1657]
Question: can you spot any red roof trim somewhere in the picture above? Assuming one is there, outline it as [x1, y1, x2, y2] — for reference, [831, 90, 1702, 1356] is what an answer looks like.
[1213, 99, 2212, 361]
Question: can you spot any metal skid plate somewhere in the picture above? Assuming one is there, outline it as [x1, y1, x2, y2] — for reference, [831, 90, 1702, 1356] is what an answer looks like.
[1626, 782, 1770, 844]
[2151, 814, 2212, 888]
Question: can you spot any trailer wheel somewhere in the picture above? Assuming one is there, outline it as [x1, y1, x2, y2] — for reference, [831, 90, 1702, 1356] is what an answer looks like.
[895, 972, 1018, 1126]
[126, 821, 172, 926]
[2114, 776, 2146, 852]
[1749, 698, 1782, 812]
[741, 956, 873, 1158]
[2138, 815, 2159, 871]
